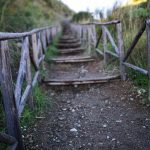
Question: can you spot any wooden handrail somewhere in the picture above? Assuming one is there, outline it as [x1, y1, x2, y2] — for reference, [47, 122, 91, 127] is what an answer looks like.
[0, 25, 57, 40]
[73, 20, 120, 26]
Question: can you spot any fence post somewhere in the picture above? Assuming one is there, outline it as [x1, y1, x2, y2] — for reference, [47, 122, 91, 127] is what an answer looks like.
[117, 23, 126, 80]
[0, 41, 24, 149]
[26, 37, 34, 110]
[87, 26, 91, 55]
[102, 26, 108, 65]
[146, 20, 150, 102]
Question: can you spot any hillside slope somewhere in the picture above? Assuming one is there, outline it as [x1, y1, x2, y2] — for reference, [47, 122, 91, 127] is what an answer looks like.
[0, 0, 73, 32]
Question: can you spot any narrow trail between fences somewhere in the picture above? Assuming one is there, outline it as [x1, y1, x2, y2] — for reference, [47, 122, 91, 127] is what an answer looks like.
[23, 25, 150, 150]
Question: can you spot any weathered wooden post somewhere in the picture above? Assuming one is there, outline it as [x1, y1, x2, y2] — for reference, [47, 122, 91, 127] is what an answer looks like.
[102, 25, 108, 65]
[26, 36, 34, 110]
[146, 19, 150, 102]
[32, 33, 39, 69]
[0, 41, 24, 149]
[117, 22, 126, 80]
[87, 25, 91, 55]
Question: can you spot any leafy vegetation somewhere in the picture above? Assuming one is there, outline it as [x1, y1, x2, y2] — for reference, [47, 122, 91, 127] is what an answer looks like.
[45, 33, 60, 62]
[104, 1, 149, 88]
[72, 11, 93, 23]
[21, 84, 49, 127]
[0, 0, 73, 32]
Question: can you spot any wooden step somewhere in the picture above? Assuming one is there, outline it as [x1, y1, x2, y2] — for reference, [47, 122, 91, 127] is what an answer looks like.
[43, 75, 120, 85]
[51, 56, 94, 63]
[57, 42, 81, 49]
[60, 35, 75, 41]
[58, 47, 85, 54]
[59, 39, 80, 44]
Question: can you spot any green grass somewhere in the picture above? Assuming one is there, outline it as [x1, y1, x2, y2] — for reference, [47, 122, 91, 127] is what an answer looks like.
[0, 93, 7, 150]
[45, 33, 60, 62]
[127, 68, 148, 88]
[21, 84, 49, 127]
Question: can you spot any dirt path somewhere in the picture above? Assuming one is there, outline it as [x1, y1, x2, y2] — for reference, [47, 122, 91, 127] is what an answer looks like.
[23, 80, 150, 150]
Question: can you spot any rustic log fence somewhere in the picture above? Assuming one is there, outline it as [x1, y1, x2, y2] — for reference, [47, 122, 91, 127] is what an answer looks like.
[72, 19, 150, 101]
[1, 19, 150, 149]
[71, 23, 97, 54]
[0, 25, 60, 149]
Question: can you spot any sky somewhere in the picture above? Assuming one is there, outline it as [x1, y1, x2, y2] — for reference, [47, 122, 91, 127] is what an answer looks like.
[61, 0, 128, 13]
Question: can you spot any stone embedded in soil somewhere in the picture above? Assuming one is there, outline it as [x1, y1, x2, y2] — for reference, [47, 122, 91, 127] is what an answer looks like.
[58, 115, 66, 121]
[102, 124, 107, 128]
[70, 128, 78, 132]
[116, 120, 122, 123]
[71, 109, 75, 112]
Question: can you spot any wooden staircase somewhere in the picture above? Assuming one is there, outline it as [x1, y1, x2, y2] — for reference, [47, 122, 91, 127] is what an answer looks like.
[44, 27, 120, 85]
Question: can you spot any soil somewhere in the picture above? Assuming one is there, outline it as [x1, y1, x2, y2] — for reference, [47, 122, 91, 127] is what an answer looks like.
[23, 80, 150, 150]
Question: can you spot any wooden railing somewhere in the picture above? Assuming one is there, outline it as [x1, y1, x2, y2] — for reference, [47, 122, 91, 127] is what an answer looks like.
[0, 25, 60, 149]
[73, 19, 150, 102]
[71, 23, 97, 54]
[94, 20, 126, 80]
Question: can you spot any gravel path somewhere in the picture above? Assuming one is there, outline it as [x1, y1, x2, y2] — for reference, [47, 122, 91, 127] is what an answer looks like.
[23, 80, 150, 150]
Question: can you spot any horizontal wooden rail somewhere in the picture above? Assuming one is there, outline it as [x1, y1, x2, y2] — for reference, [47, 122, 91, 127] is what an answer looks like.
[123, 62, 148, 75]
[74, 20, 120, 26]
[0, 26, 57, 40]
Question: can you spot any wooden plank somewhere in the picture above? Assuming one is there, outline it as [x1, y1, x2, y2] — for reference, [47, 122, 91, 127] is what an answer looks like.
[51, 57, 94, 63]
[0, 41, 24, 149]
[44, 75, 120, 85]
[15, 37, 29, 109]
[75, 20, 120, 26]
[123, 22, 146, 62]
[123, 62, 148, 75]
[117, 23, 126, 80]
[146, 20, 150, 102]
[104, 26, 119, 54]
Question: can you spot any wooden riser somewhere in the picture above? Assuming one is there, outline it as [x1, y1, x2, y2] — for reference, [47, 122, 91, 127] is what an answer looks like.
[43, 75, 120, 86]
[59, 39, 80, 44]
[51, 58, 94, 63]
[51, 56, 94, 63]
[58, 48, 85, 54]
[57, 42, 82, 49]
